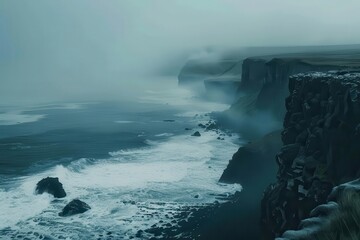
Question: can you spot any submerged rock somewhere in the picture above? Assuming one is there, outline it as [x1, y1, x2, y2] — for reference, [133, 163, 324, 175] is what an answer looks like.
[191, 131, 201, 137]
[59, 199, 91, 217]
[35, 177, 66, 198]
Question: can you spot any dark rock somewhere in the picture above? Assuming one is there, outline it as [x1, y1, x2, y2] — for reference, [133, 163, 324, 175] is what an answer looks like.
[295, 130, 308, 145]
[163, 119, 175, 122]
[198, 123, 206, 128]
[185, 128, 192, 131]
[205, 122, 218, 131]
[277, 144, 300, 168]
[35, 177, 66, 198]
[262, 71, 360, 239]
[281, 127, 299, 145]
[220, 130, 282, 187]
[191, 131, 201, 137]
[59, 199, 91, 217]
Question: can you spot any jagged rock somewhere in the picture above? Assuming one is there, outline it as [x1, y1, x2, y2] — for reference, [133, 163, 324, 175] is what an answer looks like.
[191, 131, 201, 137]
[277, 144, 300, 168]
[35, 177, 66, 198]
[295, 130, 308, 145]
[220, 130, 282, 186]
[59, 199, 91, 217]
[281, 127, 299, 145]
[205, 122, 218, 131]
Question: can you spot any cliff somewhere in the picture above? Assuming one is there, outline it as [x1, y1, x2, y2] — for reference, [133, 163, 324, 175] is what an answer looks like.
[238, 58, 267, 92]
[261, 71, 360, 239]
[256, 58, 348, 118]
[230, 56, 360, 120]
[220, 130, 282, 187]
[178, 58, 242, 87]
[203, 80, 240, 103]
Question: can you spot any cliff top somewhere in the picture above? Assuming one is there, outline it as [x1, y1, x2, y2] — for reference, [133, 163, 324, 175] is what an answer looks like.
[290, 71, 360, 100]
[291, 70, 360, 86]
[292, 70, 360, 78]
[247, 49, 360, 67]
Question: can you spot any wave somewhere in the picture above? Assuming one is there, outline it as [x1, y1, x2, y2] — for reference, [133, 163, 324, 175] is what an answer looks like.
[0, 129, 241, 239]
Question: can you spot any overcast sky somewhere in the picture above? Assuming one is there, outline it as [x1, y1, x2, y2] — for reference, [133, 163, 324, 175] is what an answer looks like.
[1, 0, 360, 105]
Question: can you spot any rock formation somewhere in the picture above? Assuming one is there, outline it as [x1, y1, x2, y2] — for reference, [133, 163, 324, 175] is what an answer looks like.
[59, 199, 91, 217]
[261, 71, 360, 239]
[278, 179, 360, 240]
[238, 58, 267, 93]
[204, 80, 240, 103]
[220, 130, 282, 187]
[35, 177, 66, 198]
[191, 131, 201, 137]
[230, 57, 360, 120]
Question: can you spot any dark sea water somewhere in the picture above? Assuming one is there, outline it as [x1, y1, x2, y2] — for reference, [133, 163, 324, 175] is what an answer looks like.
[0, 78, 242, 239]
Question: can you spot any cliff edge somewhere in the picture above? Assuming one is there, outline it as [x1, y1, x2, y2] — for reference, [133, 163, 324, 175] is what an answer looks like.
[261, 71, 360, 239]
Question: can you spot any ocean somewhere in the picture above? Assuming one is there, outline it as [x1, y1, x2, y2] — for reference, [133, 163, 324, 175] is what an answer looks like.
[0, 78, 242, 239]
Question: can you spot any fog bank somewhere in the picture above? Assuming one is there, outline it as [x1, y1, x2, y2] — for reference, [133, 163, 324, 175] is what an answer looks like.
[1, 0, 360, 104]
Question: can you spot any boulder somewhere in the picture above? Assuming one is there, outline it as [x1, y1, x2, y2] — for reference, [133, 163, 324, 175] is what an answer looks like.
[59, 199, 91, 217]
[35, 177, 66, 198]
[191, 131, 201, 137]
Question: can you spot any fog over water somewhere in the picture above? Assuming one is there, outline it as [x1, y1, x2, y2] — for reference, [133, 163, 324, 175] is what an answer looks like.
[1, 0, 360, 104]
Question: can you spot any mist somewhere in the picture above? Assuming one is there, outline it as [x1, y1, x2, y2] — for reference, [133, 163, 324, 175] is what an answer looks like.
[1, 0, 360, 105]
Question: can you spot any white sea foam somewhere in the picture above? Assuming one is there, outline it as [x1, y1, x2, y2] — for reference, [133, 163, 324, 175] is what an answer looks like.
[155, 133, 174, 137]
[0, 130, 241, 239]
[115, 120, 134, 124]
[0, 103, 90, 126]
[0, 111, 46, 125]
[0, 178, 52, 229]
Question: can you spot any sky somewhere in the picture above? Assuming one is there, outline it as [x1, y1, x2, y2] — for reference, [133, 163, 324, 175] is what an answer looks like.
[1, 0, 360, 105]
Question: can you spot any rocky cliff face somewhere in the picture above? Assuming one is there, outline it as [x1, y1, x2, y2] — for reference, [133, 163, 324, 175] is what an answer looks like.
[204, 80, 240, 103]
[261, 71, 360, 239]
[231, 57, 348, 119]
[238, 58, 267, 92]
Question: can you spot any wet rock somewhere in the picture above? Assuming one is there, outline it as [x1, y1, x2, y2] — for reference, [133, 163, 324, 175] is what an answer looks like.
[198, 123, 206, 128]
[205, 122, 217, 131]
[35, 177, 66, 198]
[163, 119, 175, 122]
[58, 199, 91, 217]
[191, 131, 201, 137]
